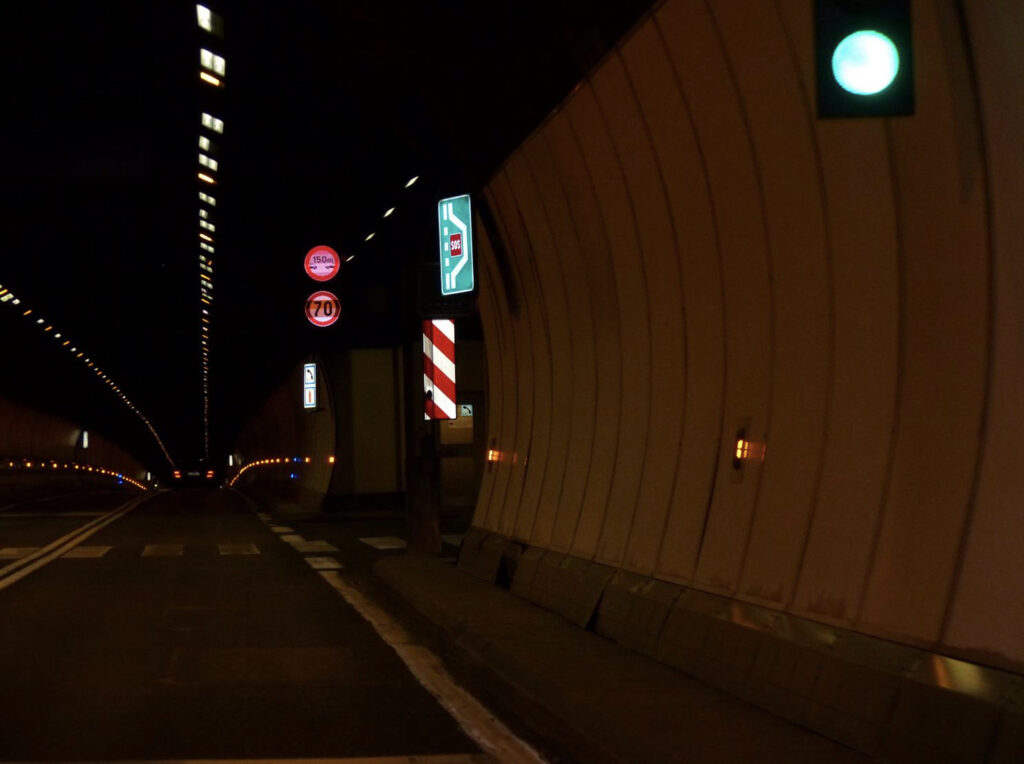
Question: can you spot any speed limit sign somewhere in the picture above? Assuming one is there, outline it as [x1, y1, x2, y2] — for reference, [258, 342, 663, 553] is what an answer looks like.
[305, 290, 340, 327]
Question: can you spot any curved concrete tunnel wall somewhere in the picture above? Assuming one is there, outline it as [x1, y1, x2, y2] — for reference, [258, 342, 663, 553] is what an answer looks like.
[0, 395, 148, 484]
[472, 0, 1024, 672]
[232, 358, 336, 511]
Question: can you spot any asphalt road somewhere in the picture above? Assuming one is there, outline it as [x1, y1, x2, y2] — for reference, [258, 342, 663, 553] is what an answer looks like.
[0, 489, 489, 762]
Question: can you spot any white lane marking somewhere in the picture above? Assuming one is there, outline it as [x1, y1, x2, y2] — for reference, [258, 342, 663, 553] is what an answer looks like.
[305, 556, 343, 570]
[280, 534, 305, 543]
[0, 511, 106, 518]
[360, 536, 408, 550]
[0, 547, 40, 559]
[142, 543, 184, 557]
[270, 525, 294, 533]
[290, 539, 338, 553]
[218, 543, 260, 555]
[0, 495, 148, 591]
[441, 535, 465, 547]
[61, 545, 112, 558]
[319, 571, 545, 764]
[51, 755, 494, 763]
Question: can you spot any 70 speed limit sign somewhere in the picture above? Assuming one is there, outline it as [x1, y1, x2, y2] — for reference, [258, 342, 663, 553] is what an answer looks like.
[305, 290, 340, 327]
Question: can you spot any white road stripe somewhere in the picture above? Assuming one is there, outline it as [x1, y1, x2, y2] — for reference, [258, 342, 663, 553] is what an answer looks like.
[142, 543, 184, 557]
[61, 545, 111, 558]
[29, 756, 493, 763]
[319, 571, 544, 764]
[0, 511, 106, 518]
[0, 547, 39, 559]
[290, 539, 338, 553]
[0, 494, 148, 592]
[218, 543, 259, 555]
[305, 556, 343, 570]
[359, 537, 407, 550]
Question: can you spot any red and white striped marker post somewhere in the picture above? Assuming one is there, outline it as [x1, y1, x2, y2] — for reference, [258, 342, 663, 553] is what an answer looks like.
[423, 319, 456, 420]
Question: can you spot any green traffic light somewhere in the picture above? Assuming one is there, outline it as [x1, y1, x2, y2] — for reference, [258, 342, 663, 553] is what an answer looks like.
[831, 30, 900, 96]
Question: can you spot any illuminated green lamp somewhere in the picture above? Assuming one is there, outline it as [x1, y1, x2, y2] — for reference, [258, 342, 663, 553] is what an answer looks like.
[831, 30, 899, 95]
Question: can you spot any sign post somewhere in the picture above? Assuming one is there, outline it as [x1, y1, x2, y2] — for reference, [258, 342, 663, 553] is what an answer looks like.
[437, 195, 474, 296]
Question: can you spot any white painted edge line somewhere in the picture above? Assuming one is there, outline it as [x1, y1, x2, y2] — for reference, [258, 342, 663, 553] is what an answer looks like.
[0, 494, 149, 592]
[33, 755, 491, 763]
[319, 570, 546, 764]
[0, 500, 130, 578]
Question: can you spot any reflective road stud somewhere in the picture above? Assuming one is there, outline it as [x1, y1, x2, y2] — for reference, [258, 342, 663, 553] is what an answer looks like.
[438, 195, 474, 296]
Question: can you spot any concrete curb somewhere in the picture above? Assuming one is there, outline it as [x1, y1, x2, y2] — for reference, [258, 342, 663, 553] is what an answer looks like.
[374, 555, 867, 764]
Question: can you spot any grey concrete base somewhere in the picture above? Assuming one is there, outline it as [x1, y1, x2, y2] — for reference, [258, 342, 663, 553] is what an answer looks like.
[375, 555, 867, 764]
[433, 530, 1024, 763]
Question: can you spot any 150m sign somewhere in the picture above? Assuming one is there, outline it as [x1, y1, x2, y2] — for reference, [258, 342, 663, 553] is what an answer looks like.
[305, 290, 340, 327]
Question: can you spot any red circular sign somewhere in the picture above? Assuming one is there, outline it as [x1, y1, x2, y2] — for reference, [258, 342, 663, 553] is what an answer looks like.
[304, 245, 340, 282]
[305, 290, 340, 327]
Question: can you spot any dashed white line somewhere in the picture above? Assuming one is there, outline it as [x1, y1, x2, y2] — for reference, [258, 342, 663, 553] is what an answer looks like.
[0, 547, 40, 559]
[142, 543, 184, 557]
[62, 545, 112, 558]
[218, 543, 260, 555]
[359, 537, 407, 550]
[305, 556, 343, 571]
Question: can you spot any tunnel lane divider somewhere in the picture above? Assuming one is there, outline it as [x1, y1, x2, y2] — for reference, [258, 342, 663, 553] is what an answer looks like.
[0, 492, 151, 592]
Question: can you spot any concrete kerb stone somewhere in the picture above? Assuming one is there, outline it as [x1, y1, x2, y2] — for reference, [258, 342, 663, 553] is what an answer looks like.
[372, 554, 867, 764]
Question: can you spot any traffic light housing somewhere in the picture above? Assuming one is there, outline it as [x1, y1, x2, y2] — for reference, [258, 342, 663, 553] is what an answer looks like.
[816, 0, 914, 118]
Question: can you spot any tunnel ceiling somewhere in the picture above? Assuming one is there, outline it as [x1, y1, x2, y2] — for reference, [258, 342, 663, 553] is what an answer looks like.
[0, 0, 652, 472]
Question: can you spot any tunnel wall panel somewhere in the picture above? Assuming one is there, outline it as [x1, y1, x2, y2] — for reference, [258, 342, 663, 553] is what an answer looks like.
[558, 98, 623, 561]
[620, 21, 726, 586]
[567, 78, 652, 567]
[0, 396, 147, 481]
[711, 2, 832, 611]
[477, 221, 516, 534]
[484, 184, 533, 540]
[658, 0, 774, 597]
[502, 155, 564, 548]
[944, 0, 1024, 668]
[777, 0, 902, 628]
[858, 1, 988, 646]
[599, 47, 688, 577]
[489, 174, 550, 542]
[542, 111, 620, 555]
[524, 128, 599, 556]
[472, 0, 1021, 669]
[473, 241, 503, 529]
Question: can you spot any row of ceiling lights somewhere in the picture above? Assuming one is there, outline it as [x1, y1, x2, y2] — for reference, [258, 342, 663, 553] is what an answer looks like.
[196, 4, 225, 462]
[0, 284, 175, 466]
[357, 174, 420, 253]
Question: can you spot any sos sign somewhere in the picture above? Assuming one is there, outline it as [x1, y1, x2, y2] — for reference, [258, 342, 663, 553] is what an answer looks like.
[304, 245, 339, 282]
[305, 290, 340, 327]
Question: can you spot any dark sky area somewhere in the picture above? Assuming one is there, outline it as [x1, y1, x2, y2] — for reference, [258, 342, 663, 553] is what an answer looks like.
[0, 0, 651, 476]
